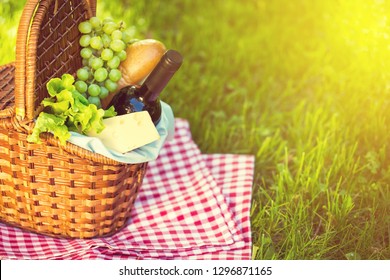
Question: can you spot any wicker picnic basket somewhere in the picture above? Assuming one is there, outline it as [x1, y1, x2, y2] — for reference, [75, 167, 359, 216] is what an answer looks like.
[0, 0, 148, 238]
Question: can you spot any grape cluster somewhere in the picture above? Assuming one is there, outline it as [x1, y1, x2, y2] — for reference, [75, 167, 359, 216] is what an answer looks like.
[75, 17, 132, 108]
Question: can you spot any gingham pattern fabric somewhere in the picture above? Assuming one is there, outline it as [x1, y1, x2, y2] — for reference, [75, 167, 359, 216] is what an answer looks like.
[0, 119, 254, 260]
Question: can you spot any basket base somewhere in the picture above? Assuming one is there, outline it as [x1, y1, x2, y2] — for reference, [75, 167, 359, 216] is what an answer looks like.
[0, 212, 133, 239]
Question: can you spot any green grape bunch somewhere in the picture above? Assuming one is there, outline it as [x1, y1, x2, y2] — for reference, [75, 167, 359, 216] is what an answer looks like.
[75, 17, 133, 108]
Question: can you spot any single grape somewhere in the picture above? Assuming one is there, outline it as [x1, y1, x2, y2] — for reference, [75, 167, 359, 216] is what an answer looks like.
[90, 57, 104, 70]
[101, 48, 114, 61]
[78, 21, 92, 34]
[88, 96, 101, 108]
[77, 68, 89, 81]
[101, 33, 112, 48]
[110, 39, 126, 52]
[89, 16, 101, 29]
[80, 47, 93, 59]
[107, 56, 120, 69]
[99, 86, 109, 99]
[87, 56, 95, 67]
[88, 84, 101, 97]
[90, 36, 103, 50]
[102, 22, 117, 34]
[105, 79, 118, 92]
[75, 80, 88, 93]
[111, 30, 122, 40]
[94, 68, 108, 82]
[122, 29, 134, 44]
[109, 69, 121, 82]
[116, 50, 127, 61]
[79, 34, 91, 47]
[81, 65, 93, 80]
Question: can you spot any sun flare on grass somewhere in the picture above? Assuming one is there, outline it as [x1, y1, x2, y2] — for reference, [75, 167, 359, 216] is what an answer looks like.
[324, 1, 390, 77]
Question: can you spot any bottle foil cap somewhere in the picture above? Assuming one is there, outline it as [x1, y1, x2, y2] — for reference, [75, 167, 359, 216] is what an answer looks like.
[160, 49, 183, 72]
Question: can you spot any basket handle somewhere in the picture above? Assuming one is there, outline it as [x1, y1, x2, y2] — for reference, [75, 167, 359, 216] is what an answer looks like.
[86, 0, 97, 15]
[14, 0, 96, 120]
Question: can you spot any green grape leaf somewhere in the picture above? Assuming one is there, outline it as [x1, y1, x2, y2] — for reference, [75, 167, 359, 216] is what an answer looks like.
[72, 90, 89, 106]
[61, 73, 75, 91]
[46, 77, 63, 97]
[27, 112, 70, 145]
[41, 89, 74, 115]
[46, 74, 76, 97]
[84, 105, 106, 134]
[103, 105, 117, 118]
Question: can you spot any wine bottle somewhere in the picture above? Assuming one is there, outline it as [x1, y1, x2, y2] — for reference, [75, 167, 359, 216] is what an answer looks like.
[108, 49, 183, 124]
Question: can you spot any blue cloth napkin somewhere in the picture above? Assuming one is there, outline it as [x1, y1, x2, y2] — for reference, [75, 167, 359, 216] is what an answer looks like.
[67, 101, 175, 164]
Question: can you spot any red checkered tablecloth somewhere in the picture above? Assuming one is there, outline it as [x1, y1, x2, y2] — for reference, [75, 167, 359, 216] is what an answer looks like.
[0, 119, 254, 260]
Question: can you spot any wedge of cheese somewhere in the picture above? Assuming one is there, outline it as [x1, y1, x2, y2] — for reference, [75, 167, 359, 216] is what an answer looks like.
[87, 111, 160, 154]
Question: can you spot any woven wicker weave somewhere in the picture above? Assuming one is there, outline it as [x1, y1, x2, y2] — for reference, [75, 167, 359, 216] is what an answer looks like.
[0, 0, 148, 239]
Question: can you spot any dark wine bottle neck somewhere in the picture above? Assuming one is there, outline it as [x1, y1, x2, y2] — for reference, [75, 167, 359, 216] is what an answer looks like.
[138, 49, 183, 103]
[139, 71, 175, 103]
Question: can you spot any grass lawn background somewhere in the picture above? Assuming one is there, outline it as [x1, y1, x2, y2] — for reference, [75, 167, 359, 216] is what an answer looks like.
[1, 0, 389, 259]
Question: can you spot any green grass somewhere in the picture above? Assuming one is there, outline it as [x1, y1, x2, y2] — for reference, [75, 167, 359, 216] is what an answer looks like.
[1, 0, 390, 259]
